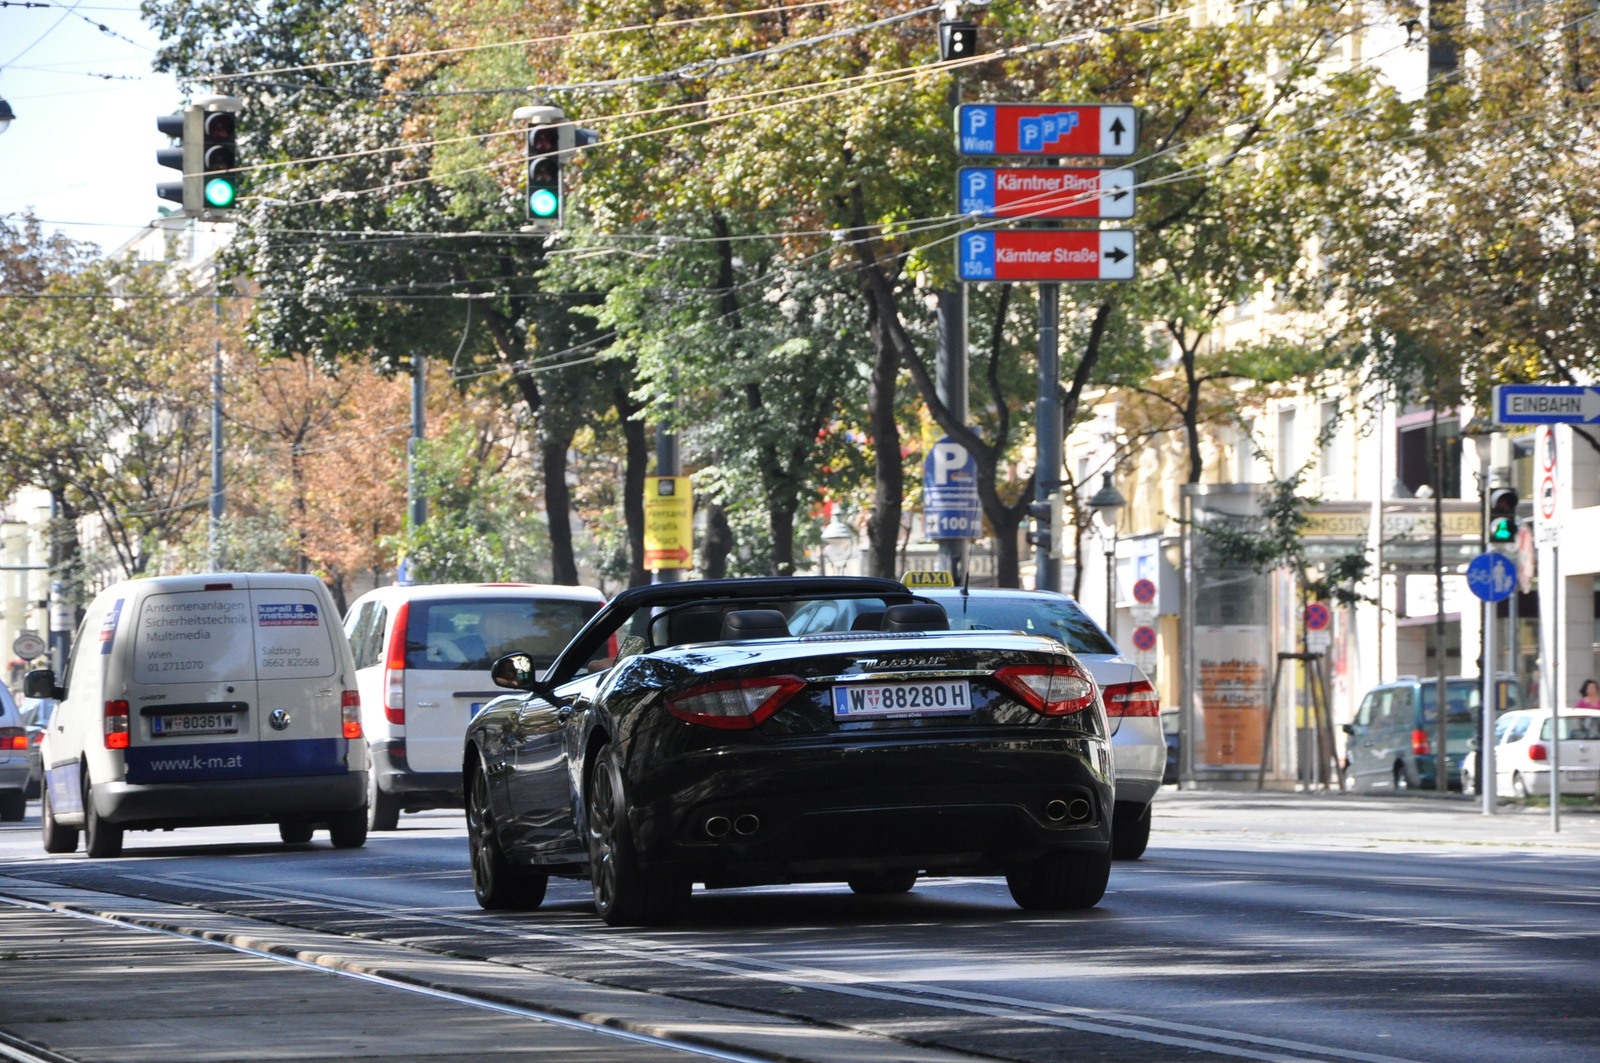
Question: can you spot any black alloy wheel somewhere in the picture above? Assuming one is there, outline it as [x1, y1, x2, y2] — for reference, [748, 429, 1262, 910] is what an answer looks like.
[40, 776, 78, 854]
[586, 742, 688, 927]
[82, 773, 123, 859]
[368, 769, 401, 832]
[1005, 850, 1110, 911]
[1111, 801, 1151, 861]
[466, 765, 546, 911]
[847, 869, 918, 895]
[279, 822, 314, 844]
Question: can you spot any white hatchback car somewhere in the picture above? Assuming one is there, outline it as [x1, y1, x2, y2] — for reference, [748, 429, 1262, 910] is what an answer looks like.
[343, 583, 605, 830]
[1464, 707, 1600, 798]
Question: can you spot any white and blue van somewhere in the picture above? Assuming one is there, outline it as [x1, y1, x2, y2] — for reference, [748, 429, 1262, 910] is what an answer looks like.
[27, 573, 368, 857]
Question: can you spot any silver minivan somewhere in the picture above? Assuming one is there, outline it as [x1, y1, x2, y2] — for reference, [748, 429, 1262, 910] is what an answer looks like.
[28, 573, 368, 857]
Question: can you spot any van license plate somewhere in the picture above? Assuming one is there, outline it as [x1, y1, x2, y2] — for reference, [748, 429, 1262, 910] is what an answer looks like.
[151, 713, 238, 736]
[832, 681, 971, 719]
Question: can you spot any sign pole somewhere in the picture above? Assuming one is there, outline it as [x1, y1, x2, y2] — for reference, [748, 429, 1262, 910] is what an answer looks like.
[1035, 282, 1061, 592]
[1482, 594, 1495, 814]
[936, 285, 970, 582]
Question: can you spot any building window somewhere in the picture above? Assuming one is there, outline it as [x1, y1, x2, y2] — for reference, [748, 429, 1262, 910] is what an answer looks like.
[1319, 401, 1340, 486]
[1277, 408, 1297, 479]
[1398, 417, 1461, 498]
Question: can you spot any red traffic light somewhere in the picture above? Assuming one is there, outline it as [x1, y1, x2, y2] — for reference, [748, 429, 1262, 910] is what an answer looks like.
[203, 111, 236, 140]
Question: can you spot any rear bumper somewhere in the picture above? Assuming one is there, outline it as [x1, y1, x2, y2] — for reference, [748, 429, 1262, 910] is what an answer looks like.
[370, 742, 461, 807]
[1111, 717, 1164, 805]
[93, 772, 366, 828]
[628, 735, 1113, 885]
[0, 760, 29, 792]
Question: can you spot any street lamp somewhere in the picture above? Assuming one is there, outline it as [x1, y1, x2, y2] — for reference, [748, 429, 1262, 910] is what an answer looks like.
[0, 97, 15, 135]
[1088, 472, 1126, 641]
[820, 509, 857, 575]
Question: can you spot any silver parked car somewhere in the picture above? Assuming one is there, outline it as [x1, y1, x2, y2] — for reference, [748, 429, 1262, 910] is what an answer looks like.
[918, 589, 1164, 860]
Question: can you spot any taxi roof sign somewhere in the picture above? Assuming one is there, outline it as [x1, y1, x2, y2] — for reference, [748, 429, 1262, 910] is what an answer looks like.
[903, 571, 956, 588]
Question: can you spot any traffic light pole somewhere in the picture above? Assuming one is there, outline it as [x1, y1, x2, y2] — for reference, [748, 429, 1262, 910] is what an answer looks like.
[208, 295, 224, 572]
[1034, 283, 1061, 592]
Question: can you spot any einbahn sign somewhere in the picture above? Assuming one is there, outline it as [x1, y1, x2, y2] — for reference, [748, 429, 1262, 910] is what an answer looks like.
[955, 104, 1137, 157]
[957, 229, 1135, 282]
[957, 167, 1134, 219]
[1492, 384, 1600, 425]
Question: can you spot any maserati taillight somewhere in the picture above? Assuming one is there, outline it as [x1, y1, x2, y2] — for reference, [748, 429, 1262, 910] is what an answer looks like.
[667, 675, 806, 730]
[995, 664, 1097, 715]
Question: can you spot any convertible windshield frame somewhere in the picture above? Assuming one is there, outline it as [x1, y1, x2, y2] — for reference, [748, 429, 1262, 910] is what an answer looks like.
[545, 577, 916, 685]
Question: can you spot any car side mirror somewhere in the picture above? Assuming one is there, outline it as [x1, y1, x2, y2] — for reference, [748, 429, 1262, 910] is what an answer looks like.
[490, 653, 538, 691]
[1340, 722, 1355, 735]
[23, 669, 61, 701]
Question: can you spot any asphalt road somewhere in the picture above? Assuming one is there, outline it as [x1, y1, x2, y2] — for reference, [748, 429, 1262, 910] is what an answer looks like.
[0, 791, 1595, 1063]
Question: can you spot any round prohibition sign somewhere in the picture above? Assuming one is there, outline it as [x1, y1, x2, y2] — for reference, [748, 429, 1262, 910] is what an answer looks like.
[1132, 578, 1157, 604]
[1304, 602, 1331, 631]
[1131, 625, 1157, 652]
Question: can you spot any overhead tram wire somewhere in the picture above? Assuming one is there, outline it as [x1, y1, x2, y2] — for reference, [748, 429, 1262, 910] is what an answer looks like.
[200, 0, 859, 82]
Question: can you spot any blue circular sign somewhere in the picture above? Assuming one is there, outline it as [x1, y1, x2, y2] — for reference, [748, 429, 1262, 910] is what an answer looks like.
[1466, 552, 1517, 603]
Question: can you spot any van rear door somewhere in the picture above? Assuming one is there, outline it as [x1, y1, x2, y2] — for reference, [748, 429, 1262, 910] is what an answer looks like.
[249, 581, 347, 779]
[124, 586, 260, 784]
[403, 596, 601, 773]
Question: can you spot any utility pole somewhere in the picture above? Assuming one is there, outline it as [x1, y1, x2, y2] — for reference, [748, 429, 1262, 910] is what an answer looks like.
[408, 351, 426, 530]
[1034, 283, 1061, 592]
[654, 420, 682, 584]
[209, 293, 224, 572]
[1432, 407, 1449, 793]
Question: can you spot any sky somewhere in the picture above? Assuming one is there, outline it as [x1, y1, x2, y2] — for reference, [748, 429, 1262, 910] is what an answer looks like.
[0, 1, 182, 253]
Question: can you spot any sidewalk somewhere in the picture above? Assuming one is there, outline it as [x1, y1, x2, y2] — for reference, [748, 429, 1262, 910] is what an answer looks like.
[1151, 788, 1600, 853]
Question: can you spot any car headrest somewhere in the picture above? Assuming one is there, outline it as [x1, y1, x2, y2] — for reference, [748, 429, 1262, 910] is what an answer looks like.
[850, 610, 884, 631]
[720, 609, 792, 641]
[667, 608, 725, 646]
[881, 603, 949, 633]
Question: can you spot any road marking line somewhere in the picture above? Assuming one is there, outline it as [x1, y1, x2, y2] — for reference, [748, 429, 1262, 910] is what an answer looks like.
[105, 871, 1424, 1063]
[0, 893, 776, 1063]
[1303, 909, 1595, 940]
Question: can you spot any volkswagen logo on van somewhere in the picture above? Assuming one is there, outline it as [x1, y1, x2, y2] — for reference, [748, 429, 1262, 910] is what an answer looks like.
[268, 709, 292, 731]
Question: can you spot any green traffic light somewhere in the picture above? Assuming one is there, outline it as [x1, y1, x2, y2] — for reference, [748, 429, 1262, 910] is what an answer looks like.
[1489, 517, 1515, 543]
[204, 177, 237, 208]
[529, 188, 559, 218]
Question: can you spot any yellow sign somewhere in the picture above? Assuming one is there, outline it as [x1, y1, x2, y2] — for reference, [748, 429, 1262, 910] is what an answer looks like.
[903, 570, 955, 589]
[643, 476, 693, 570]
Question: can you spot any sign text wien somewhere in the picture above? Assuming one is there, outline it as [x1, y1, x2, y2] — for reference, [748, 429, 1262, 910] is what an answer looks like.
[956, 104, 1137, 157]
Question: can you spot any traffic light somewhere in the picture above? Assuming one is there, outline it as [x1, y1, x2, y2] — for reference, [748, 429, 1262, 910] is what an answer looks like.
[938, 18, 977, 61]
[1027, 498, 1052, 548]
[201, 110, 240, 210]
[526, 121, 562, 226]
[514, 105, 600, 232]
[1488, 487, 1518, 544]
[156, 95, 242, 218]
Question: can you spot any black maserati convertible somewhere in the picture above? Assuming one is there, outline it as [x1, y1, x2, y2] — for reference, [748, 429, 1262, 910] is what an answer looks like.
[462, 576, 1114, 925]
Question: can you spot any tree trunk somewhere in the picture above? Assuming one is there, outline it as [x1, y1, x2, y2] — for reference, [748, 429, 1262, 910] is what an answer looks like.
[619, 395, 649, 587]
[328, 573, 347, 616]
[702, 499, 734, 579]
[1182, 347, 1205, 484]
[769, 496, 797, 577]
[541, 432, 579, 585]
[990, 508, 1024, 588]
[863, 284, 902, 578]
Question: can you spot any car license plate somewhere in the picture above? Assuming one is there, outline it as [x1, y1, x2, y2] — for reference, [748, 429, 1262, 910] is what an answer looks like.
[151, 712, 238, 736]
[832, 680, 971, 719]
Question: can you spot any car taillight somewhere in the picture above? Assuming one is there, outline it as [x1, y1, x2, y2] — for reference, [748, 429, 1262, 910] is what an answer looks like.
[28, 730, 43, 748]
[995, 664, 1097, 715]
[0, 727, 26, 751]
[1529, 742, 1547, 762]
[342, 690, 362, 739]
[667, 675, 805, 730]
[384, 601, 409, 725]
[1411, 729, 1430, 755]
[105, 700, 130, 749]
[1102, 679, 1159, 717]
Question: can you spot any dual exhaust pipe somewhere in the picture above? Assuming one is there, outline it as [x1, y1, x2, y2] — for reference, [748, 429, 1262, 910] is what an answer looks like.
[1045, 797, 1093, 823]
[703, 813, 760, 839]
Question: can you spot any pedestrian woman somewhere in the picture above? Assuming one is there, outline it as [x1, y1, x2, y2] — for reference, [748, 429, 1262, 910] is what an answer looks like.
[1577, 679, 1600, 709]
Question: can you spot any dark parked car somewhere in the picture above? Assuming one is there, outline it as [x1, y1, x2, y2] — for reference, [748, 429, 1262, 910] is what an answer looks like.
[1342, 676, 1523, 792]
[463, 577, 1115, 925]
[20, 697, 55, 799]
